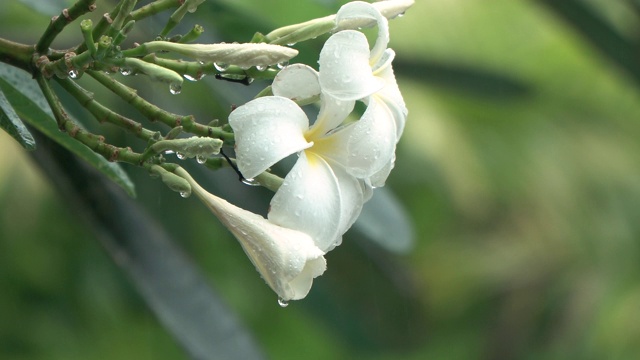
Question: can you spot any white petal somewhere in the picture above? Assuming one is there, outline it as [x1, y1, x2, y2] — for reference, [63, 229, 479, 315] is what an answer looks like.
[373, 49, 408, 140]
[305, 94, 355, 141]
[368, 152, 396, 188]
[229, 96, 312, 179]
[178, 168, 326, 301]
[319, 30, 384, 101]
[315, 98, 396, 178]
[272, 64, 321, 104]
[268, 152, 342, 252]
[335, 1, 389, 64]
[327, 159, 365, 245]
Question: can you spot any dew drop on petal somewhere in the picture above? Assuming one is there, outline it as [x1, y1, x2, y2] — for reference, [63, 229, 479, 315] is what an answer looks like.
[277, 61, 288, 70]
[164, 150, 175, 155]
[214, 62, 228, 71]
[68, 70, 78, 78]
[196, 155, 207, 164]
[278, 298, 289, 308]
[179, 190, 191, 198]
[169, 82, 182, 95]
[176, 152, 186, 160]
[119, 67, 132, 76]
[255, 65, 266, 72]
[241, 177, 260, 186]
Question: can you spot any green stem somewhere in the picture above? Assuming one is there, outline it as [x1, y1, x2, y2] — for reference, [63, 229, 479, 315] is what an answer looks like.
[130, 0, 181, 21]
[36, 74, 143, 165]
[36, 0, 97, 54]
[0, 38, 34, 73]
[55, 77, 157, 141]
[75, 0, 124, 54]
[87, 70, 234, 142]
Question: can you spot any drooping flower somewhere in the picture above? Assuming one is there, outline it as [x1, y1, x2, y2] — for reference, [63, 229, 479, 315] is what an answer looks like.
[176, 168, 326, 301]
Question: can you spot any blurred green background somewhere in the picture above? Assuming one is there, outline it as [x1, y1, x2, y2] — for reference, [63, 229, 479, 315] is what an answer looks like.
[2, 0, 640, 359]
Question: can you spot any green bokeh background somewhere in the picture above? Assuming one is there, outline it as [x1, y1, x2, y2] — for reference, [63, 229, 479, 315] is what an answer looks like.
[2, 0, 640, 359]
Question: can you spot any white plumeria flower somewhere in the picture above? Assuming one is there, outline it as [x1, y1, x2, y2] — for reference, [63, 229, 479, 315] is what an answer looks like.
[229, 69, 377, 251]
[176, 168, 326, 301]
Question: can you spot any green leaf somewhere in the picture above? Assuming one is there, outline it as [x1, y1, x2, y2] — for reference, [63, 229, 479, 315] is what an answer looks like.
[355, 188, 414, 254]
[0, 64, 136, 198]
[29, 133, 266, 360]
[0, 88, 36, 150]
[535, 0, 640, 87]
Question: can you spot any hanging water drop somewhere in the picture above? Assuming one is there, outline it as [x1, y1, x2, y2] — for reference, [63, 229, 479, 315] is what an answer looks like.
[68, 69, 78, 78]
[276, 61, 288, 70]
[196, 155, 207, 164]
[179, 190, 191, 198]
[277, 298, 289, 308]
[241, 177, 260, 186]
[183, 74, 196, 81]
[176, 152, 186, 160]
[119, 67, 132, 76]
[169, 82, 182, 95]
[164, 150, 175, 155]
[255, 65, 266, 72]
[214, 62, 229, 71]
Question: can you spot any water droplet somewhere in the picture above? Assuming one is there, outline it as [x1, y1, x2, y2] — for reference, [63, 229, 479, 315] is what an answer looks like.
[245, 77, 254, 84]
[184, 73, 205, 81]
[286, 43, 296, 47]
[169, 82, 182, 95]
[276, 61, 288, 70]
[176, 152, 186, 160]
[68, 69, 78, 78]
[214, 62, 228, 71]
[241, 177, 260, 186]
[278, 298, 289, 308]
[255, 65, 266, 71]
[179, 190, 191, 198]
[196, 155, 207, 164]
[119, 67, 132, 76]
[396, 12, 405, 18]
[164, 150, 175, 154]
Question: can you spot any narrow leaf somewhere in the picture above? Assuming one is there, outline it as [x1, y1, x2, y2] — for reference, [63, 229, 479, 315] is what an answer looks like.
[535, 0, 640, 87]
[0, 64, 136, 198]
[355, 188, 414, 254]
[29, 131, 265, 360]
[0, 88, 36, 150]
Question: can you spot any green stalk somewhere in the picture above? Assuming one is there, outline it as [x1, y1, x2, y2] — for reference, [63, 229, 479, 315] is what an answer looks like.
[55, 77, 157, 141]
[87, 70, 234, 143]
[36, 74, 142, 165]
[0, 38, 34, 73]
[36, 0, 97, 54]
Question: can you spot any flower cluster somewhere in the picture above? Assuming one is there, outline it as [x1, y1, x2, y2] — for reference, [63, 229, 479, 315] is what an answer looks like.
[225, 1, 408, 302]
